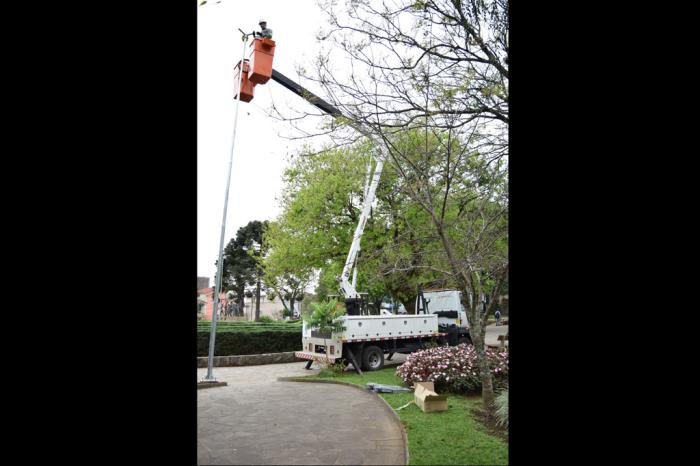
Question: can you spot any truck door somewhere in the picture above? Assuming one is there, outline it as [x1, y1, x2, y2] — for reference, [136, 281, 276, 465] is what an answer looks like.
[459, 304, 469, 328]
[458, 292, 469, 328]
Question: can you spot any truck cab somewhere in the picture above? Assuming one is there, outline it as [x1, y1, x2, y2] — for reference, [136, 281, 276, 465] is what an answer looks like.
[415, 288, 471, 345]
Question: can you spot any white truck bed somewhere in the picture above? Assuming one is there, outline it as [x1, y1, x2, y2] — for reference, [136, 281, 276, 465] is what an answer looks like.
[302, 314, 440, 342]
[297, 314, 444, 366]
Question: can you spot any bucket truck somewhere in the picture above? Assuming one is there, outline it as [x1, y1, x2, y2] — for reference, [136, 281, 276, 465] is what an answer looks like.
[234, 37, 470, 373]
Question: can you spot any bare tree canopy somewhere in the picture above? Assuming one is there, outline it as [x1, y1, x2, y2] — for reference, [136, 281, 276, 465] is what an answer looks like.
[270, 0, 509, 411]
[301, 0, 508, 129]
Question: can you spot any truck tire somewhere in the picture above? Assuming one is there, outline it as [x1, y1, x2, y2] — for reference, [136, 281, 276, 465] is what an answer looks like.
[362, 345, 384, 371]
[458, 335, 472, 345]
[446, 325, 459, 346]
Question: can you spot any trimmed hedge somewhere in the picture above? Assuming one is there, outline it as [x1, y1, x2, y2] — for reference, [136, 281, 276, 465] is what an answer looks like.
[197, 321, 302, 356]
[197, 321, 301, 329]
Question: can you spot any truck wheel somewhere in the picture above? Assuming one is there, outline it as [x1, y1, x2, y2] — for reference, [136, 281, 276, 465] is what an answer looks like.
[362, 346, 384, 371]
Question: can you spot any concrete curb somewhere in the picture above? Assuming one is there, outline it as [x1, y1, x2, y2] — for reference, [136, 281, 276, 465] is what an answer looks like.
[278, 377, 409, 466]
[197, 351, 303, 368]
[196, 381, 228, 390]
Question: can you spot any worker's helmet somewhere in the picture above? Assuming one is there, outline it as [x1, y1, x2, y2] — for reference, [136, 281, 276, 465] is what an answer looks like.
[258, 19, 266, 25]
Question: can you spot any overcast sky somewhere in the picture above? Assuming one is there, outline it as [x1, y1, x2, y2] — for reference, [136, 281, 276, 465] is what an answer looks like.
[198, 1, 330, 281]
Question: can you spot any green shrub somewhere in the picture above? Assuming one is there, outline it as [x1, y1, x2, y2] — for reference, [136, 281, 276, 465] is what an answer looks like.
[196, 320, 301, 332]
[257, 316, 275, 323]
[327, 359, 347, 376]
[422, 339, 439, 349]
[494, 389, 508, 428]
[318, 360, 347, 377]
[197, 329, 302, 356]
[303, 299, 345, 336]
[197, 321, 302, 356]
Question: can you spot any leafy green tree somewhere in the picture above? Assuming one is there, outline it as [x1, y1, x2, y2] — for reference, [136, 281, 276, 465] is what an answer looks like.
[263, 266, 309, 317]
[262, 145, 375, 303]
[262, 143, 444, 312]
[302, 299, 346, 360]
[222, 220, 268, 320]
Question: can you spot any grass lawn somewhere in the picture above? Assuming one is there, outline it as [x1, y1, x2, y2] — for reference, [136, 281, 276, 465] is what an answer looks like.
[302, 368, 508, 465]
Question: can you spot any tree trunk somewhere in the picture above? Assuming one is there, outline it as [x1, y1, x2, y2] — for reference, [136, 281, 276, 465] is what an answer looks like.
[277, 290, 291, 313]
[237, 287, 245, 316]
[467, 306, 495, 410]
[397, 292, 417, 315]
[433, 218, 496, 413]
[255, 279, 261, 321]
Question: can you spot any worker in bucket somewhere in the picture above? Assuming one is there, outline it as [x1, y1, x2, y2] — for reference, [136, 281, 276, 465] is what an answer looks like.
[253, 19, 273, 39]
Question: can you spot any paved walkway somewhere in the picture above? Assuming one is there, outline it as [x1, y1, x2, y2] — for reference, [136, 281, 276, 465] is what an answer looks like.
[485, 323, 509, 348]
[197, 362, 406, 465]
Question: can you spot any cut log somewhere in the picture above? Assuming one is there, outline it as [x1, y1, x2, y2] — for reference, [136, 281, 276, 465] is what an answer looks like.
[413, 381, 448, 413]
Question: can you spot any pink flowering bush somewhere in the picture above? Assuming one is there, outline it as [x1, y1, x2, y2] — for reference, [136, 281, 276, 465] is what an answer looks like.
[396, 344, 508, 393]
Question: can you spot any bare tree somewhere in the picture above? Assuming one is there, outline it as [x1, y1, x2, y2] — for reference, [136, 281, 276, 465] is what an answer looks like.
[270, 0, 508, 410]
[265, 272, 309, 317]
[303, 0, 509, 411]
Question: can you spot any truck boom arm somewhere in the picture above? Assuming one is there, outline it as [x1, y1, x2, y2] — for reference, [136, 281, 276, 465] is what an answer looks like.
[270, 69, 387, 301]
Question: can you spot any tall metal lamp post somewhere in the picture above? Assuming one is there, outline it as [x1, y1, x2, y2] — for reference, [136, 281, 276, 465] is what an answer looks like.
[199, 31, 250, 387]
